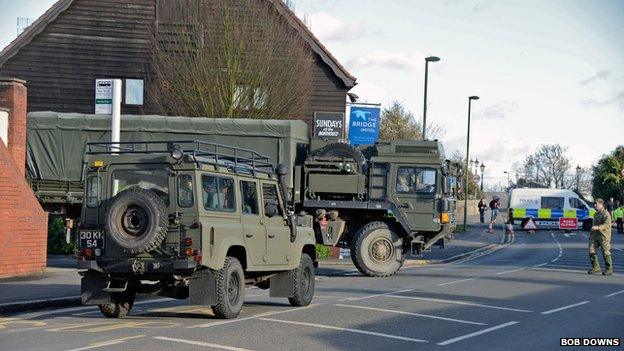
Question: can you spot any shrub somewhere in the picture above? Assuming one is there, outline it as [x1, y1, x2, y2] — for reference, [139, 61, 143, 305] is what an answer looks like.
[47, 218, 75, 255]
[315, 244, 330, 260]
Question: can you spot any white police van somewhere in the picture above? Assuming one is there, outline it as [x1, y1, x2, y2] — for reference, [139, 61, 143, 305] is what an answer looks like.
[508, 188, 594, 231]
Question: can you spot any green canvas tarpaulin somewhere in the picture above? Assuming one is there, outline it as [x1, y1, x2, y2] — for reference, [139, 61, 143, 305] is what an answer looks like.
[27, 112, 310, 188]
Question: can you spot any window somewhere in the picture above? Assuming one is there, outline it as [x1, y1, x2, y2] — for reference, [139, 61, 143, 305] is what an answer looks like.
[569, 197, 587, 210]
[85, 176, 101, 208]
[202, 175, 235, 212]
[240, 180, 259, 215]
[124, 79, 144, 105]
[178, 175, 194, 207]
[261, 183, 283, 216]
[396, 167, 436, 194]
[112, 169, 169, 204]
[541, 197, 564, 209]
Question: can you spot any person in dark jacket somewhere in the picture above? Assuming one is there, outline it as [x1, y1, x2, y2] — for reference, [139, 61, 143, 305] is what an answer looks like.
[607, 198, 615, 216]
[478, 199, 487, 224]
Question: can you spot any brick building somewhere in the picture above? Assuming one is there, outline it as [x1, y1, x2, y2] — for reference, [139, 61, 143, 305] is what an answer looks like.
[0, 79, 48, 278]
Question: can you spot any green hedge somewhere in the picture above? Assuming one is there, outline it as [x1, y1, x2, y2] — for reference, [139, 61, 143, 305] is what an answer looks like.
[47, 218, 75, 255]
[315, 244, 330, 260]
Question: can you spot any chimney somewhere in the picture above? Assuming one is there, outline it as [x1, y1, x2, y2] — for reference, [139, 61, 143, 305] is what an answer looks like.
[0, 78, 27, 176]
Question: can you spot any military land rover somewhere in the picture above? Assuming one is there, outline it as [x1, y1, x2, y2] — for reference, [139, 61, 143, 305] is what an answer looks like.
[77, 141, 317, 319]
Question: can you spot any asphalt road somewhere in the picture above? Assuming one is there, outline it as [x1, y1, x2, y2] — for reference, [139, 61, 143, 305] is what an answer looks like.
[1, 228, 623, 351]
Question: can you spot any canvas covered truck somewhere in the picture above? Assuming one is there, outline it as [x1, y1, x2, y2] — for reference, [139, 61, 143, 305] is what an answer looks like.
[28, 112, 457, 277]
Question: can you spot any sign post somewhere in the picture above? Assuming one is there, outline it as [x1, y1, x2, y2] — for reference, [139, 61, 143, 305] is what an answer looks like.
[348, 105, 381, 146]
[559, 217, 578, 230]
[95, 78, 122, 150]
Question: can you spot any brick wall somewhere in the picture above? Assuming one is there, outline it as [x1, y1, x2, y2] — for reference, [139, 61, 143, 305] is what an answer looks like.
[0, 78, 48, 278]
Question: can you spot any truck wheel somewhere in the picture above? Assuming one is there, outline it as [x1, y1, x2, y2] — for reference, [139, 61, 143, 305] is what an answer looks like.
[311, 142, 367, 173]
[105, 188, 168, 254]
[212, 257, 245, 319]
[98, 290, 136, 318]
[351, 222, 405, 277]
[582, 219, 592, 232]
[288, 253, 315, 307]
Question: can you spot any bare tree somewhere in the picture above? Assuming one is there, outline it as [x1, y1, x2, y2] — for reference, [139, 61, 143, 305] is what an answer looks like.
[521, 144, 572, 188]
[148, 0, 313, 119]
[379, 101, 446, 141]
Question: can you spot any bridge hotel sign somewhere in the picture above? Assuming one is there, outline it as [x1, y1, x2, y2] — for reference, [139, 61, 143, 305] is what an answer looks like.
[348, 104, 381, 146]
[313, 112, 344, 140]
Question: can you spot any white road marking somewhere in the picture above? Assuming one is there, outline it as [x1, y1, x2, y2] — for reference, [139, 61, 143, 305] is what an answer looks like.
[551, 257, 560, 262]
[259, 317, 428, 343]
[437, 277, 479, 286]
[63, 335, 144, 351]
[340, 288, 414, 302]
[582, 233, 588, 239]
[612, 247, 623, 252]
[187, 304, 318, 328]
[154, 336, 254, 351]
[333, 304, 486, 326]
[541, 301, 589, 315]
[386, 295, 533, 313]
[496, 267, 525, 275]
[605, 290, 624, 298]
[437, 321, 519, 346]
[533, 263, 548, 267]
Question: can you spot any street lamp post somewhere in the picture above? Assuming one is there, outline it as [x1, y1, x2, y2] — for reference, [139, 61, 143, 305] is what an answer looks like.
[576, 165, 582, 191]
[463, 96, 479, 229]
[422, 56, 441, 140]
[480, 162, 485, 192]
[503, 171, 511, 186]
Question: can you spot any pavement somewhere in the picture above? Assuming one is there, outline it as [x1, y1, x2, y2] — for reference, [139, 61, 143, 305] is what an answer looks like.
[2, 222, 623, 350]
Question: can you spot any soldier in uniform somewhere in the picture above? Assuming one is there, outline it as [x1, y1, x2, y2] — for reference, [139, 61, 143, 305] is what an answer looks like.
[588, 198, 613, 275]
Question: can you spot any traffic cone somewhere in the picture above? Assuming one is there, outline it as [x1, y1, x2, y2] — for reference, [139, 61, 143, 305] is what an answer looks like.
[487, 222, 493, 233]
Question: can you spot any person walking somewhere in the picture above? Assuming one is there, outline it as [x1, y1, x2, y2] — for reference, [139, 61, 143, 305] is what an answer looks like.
[613, 202, 623, 234]
[489, 197, 500, 224]
[588, 198, 613, 275]
[478, 199, 487, 224]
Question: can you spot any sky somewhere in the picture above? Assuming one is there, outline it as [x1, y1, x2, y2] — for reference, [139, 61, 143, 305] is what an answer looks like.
[0, 0, 622, 188]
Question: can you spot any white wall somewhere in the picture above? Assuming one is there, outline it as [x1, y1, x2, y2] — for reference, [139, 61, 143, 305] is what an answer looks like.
[0, 110, 8, 146]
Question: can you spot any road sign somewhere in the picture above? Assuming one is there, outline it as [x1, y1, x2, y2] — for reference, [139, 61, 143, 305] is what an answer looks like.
[348, 105, 381, 146]
[521, 217, 537, 231]
[473, 175, 481, 183]
[95, 79, 113, 114]
[559, 217, 578, 230]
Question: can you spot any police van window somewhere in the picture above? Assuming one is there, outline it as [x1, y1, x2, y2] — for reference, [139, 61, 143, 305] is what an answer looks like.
[541, 196, 564, 209]
[202, 175, 235, 212]
[85, 176, 101, 208]
[240, 180, 259, 215]
[261, 183, 283, 216]
[569, 197, 586, 210]
[178, 175, 194, 207]
[396, 167, 436, 194]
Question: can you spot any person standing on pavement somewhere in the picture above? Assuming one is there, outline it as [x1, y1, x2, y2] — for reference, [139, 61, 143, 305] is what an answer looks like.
[613, 202, 623, 234]
[489, 197, 500, 224]
[606, 197, 615, 216]
[588, 198, 613, 275]
[478, 199, 487, 224]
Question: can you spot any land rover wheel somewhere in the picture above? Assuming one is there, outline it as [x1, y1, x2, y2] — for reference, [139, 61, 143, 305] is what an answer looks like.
[288, 253, 315, 307]
[351, 222, 405, 277]
[105, 188, 168, 254]
[98, 290, 136, 318]
[212, 257, 245, 319]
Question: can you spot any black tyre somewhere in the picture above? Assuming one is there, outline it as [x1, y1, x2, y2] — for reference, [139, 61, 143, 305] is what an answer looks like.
[98, 289, 136, 318]
[288, 253, 315, 307]
[350, 222, 405, 277]
[212, 257, 245, 319]
[311, 142, 367, 173]
[105, 188, 168, 254]
[582, 219, 593, 232]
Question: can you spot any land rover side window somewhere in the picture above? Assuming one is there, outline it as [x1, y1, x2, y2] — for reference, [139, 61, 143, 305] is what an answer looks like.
[178, 175, 194, 207]
[396, 167, 436, 194]
[112, 169, 169, 204]
[261, 183, 283, 216]
[542, 196, 564, 209]
[240, 181, 259, 215]
[85, 176, 101, 207]
[202, 175, 235, 212]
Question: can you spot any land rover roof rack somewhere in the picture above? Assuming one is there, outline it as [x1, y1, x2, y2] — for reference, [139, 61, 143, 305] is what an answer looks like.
[86, 140, 274, 174]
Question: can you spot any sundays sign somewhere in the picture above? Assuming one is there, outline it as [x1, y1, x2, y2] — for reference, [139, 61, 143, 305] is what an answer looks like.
[314, 112, 344, 139]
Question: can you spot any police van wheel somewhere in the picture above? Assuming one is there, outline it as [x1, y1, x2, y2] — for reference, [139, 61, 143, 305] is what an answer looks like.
[289, 253, 315, 307]
[582, 220, 592, 232]
[351, 222, 404, 277]
[98, 290, 136, 318]
[212, 257, 245, 319]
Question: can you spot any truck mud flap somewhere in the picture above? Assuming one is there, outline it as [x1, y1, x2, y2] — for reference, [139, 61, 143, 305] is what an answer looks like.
[269, 271, 295, 298]
[81, 271, 111, 305]
[189, 270, 217, 305]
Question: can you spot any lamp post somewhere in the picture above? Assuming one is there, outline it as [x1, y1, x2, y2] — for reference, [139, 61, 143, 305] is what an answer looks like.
[463, 96, 479, 229]
[480, 162, 485, 192]
[503, 171, 510, 186]
[422, 56, 441, 140]
[576, 165, 582, 191]
[474, 158, 479, 174]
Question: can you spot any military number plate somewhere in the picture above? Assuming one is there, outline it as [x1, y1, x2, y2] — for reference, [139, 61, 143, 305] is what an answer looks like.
[79, 230, 105, 249]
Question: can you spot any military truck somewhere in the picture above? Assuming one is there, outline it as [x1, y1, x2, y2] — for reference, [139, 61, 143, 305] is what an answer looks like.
[78, 140, 317, 319]
[294, 140, 457, 277]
